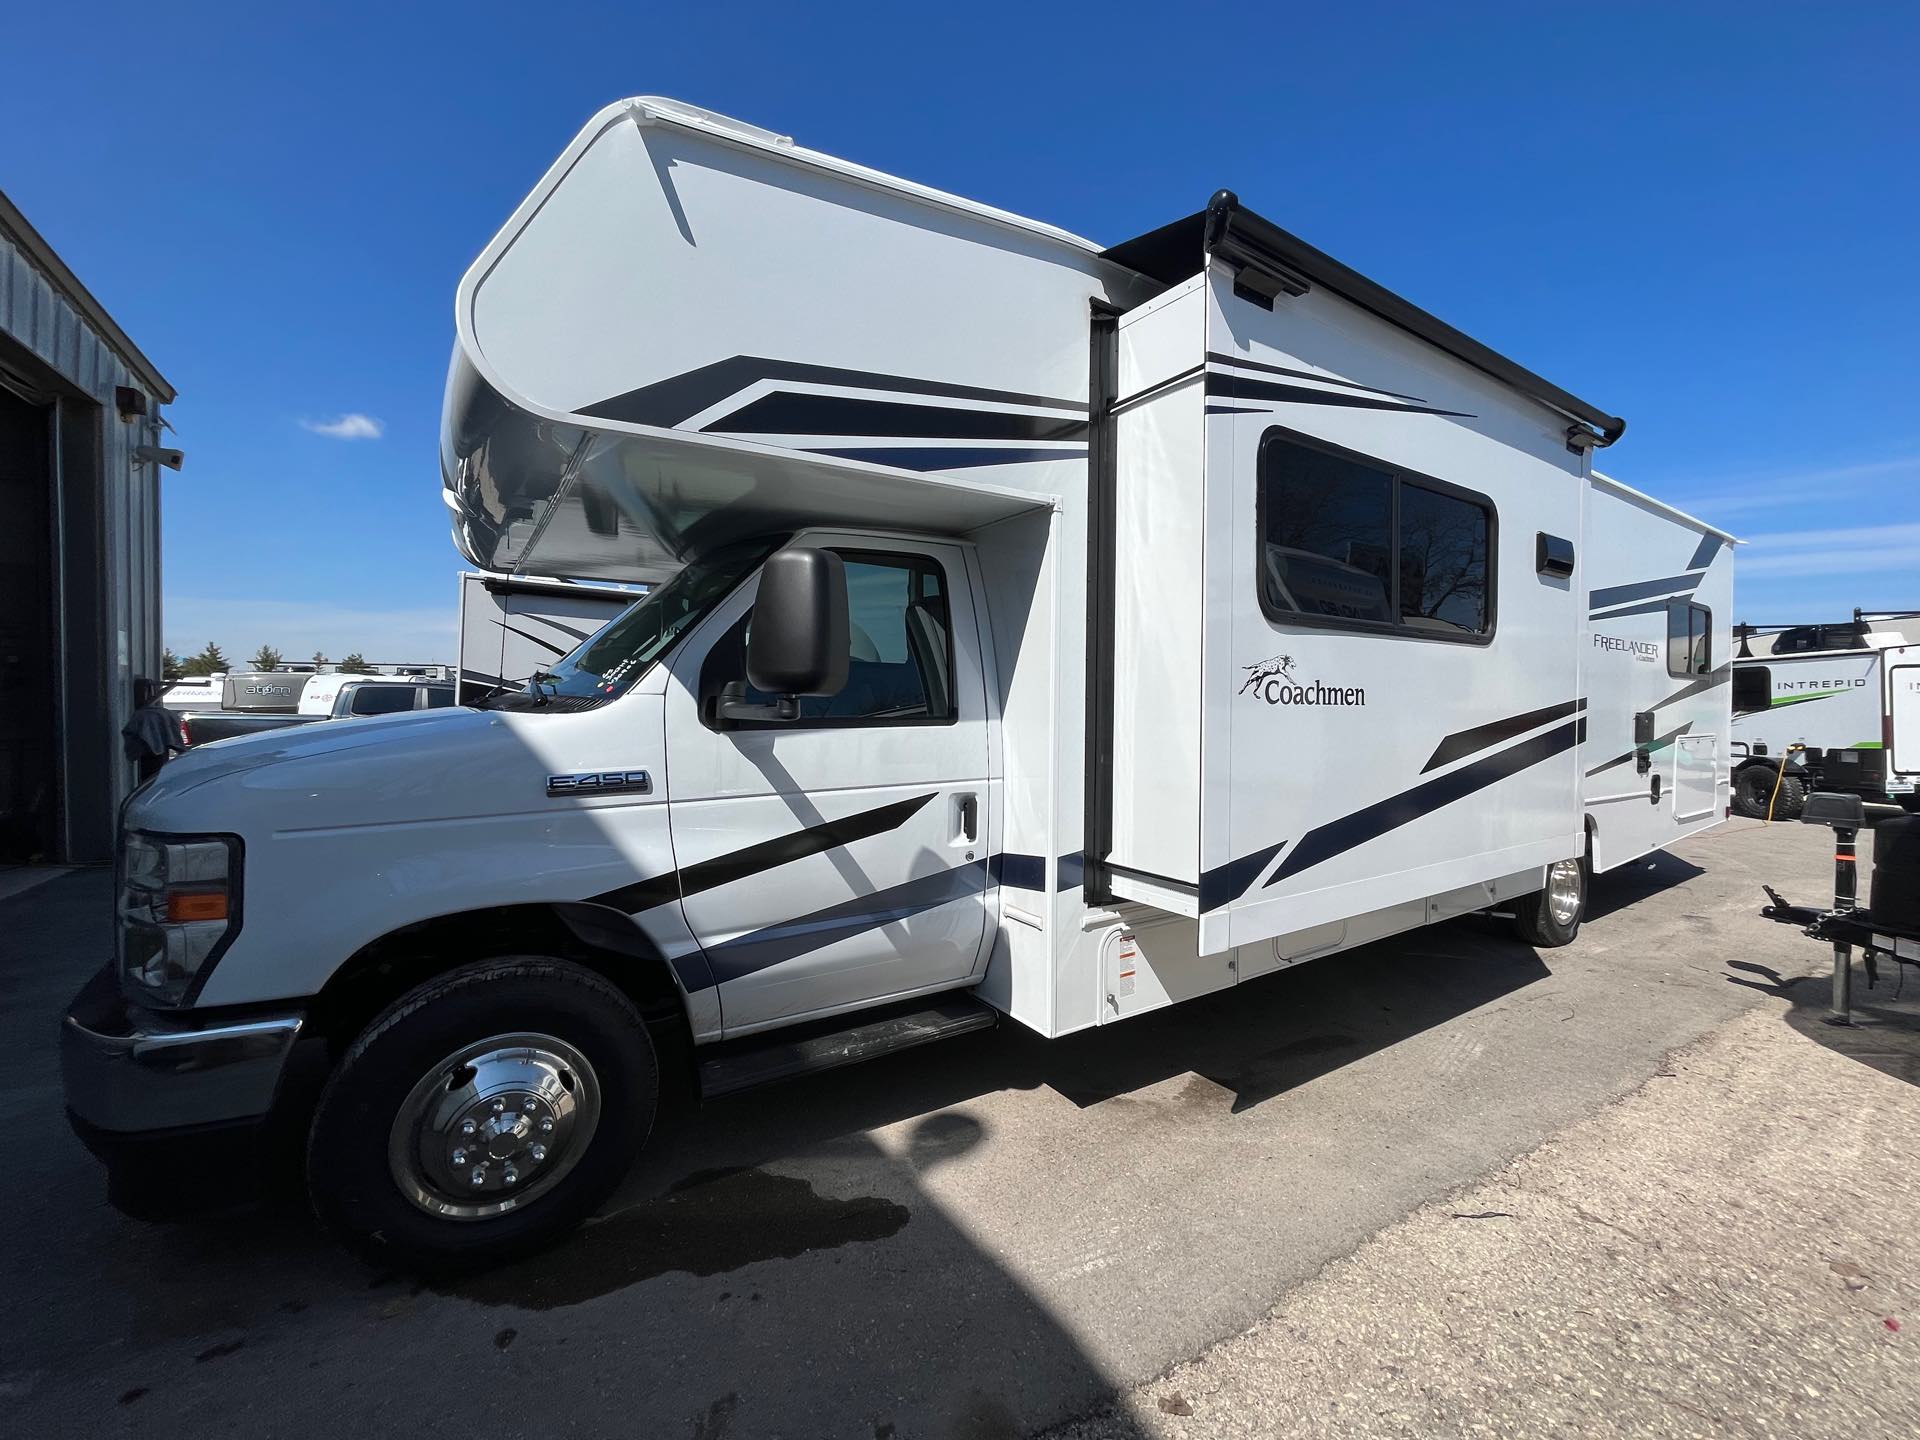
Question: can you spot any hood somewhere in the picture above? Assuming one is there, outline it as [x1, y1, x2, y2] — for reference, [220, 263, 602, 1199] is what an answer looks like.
[130, 706, 566, 837]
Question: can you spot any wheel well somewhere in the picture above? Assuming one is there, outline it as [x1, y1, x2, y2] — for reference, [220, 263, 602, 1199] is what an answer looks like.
[307, 903, 689, 1058]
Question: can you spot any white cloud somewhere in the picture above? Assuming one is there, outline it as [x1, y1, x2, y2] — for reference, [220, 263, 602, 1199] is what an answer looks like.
[165, 596, 457, 664]
[1736, 521, 1920, 579]
[1673, 454, 1920, 521]
[300, 413, 384, 440]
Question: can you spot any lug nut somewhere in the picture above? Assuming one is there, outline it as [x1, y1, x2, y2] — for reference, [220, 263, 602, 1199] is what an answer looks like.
[529, 1145, 547, 1163]
[538, 1117, 554, 1133]
[492, 1099, 506, 1113]
[470, 1168, 487, 1187]
[503, 1169, 519, 1186]
[451, 1149, 468, 1167]
[460, 1119, 477, 1136]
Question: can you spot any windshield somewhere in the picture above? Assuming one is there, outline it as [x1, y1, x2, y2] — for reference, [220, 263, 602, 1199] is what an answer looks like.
[477, 538, 783, 712]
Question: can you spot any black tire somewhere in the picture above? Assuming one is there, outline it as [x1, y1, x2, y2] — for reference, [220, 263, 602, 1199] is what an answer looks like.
[307, 957, 657, 1271]
[1513, 855, 1587, 948]
[1733, 764, 1804, 819]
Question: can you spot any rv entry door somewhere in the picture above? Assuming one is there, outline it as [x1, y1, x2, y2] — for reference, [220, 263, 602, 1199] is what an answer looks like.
[1889, 647, 1920, 786]
[664, 540, 994, 1032]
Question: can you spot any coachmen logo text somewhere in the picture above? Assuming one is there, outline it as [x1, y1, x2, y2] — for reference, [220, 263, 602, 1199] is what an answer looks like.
[1239, 655, 1365, 707]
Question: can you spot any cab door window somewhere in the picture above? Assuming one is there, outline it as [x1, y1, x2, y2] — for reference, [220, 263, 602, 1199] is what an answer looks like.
[700, 551, 955, 727]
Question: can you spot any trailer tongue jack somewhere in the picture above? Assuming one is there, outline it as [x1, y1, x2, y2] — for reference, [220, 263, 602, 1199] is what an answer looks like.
[1761, 791, 1920, 1025]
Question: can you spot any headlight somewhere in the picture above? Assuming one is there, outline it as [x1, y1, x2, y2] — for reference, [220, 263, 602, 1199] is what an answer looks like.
[118, 831, 243, 1006]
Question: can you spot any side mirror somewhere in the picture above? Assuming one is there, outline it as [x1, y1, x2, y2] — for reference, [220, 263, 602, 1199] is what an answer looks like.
[719, 548, 849, 724]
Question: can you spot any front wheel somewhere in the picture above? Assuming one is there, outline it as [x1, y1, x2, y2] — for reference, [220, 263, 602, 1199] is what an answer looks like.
[307, 957, 658, 1271]
[1513, 855, 1587, 947]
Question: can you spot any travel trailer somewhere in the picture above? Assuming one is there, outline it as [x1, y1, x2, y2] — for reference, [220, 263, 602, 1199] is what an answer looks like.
[456, 571, 637, 705]
[64, 98, 1731, 1267]
[1730, 612, 1919, 814]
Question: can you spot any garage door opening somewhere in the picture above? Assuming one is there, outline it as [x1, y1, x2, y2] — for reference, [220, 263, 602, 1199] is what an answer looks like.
[0, 381, 56, 862]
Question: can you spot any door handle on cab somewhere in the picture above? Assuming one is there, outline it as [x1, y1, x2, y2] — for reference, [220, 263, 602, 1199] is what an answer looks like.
[957, 793, 978, 843]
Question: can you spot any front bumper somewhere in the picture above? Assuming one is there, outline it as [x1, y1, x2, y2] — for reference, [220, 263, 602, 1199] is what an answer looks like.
[62, 962, 305, 1148]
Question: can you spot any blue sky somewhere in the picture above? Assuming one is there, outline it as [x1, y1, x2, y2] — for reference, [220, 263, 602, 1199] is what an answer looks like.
[4, 2, 1915, 660]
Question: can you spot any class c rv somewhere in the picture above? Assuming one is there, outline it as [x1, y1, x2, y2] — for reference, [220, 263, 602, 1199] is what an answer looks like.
[1729, 612, 1920, 816]
[63, 97, 1733, 1267]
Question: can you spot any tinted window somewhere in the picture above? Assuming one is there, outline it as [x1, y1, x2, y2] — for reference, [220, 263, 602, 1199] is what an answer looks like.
[348, 685, 416, 716]
[1259, 442, 1393, 623]
[1668, 601, 1712, 677]
[480, 538, 780, 712]
[1733, 666, 1771, 714]
[1258, 432, 1493, 638]
[421, 686, 455, 709]
[1398, 484, 1491, 633]
[702, 552, 955, 726]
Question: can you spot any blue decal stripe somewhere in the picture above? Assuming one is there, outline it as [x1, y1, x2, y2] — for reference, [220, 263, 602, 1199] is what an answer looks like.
[704, 860, 994, 985]
[997, 850, 1089, 892]
[1266, 719, 1583, 887]
[1587, 572, 1701, 611]
[808, 446, 1085, 471]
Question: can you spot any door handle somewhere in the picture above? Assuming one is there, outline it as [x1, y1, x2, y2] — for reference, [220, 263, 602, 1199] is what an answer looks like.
[957, 793, 978, 843]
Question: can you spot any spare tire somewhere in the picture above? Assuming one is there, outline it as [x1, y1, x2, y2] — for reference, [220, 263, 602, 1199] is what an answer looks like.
[1772, 772, 1808, 820]
[1734, 764, 1804, 819]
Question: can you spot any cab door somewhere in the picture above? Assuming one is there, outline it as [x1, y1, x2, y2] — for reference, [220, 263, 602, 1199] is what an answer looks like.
[662, 536, 993, 1033]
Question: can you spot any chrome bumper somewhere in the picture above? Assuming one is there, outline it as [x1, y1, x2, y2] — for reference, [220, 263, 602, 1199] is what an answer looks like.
[62, 964, 304, 1135]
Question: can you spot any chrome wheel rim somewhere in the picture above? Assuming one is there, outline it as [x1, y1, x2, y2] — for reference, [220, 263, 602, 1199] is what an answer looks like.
[387, 1033, 601, 1221]
[1546, 858, 1583, 928]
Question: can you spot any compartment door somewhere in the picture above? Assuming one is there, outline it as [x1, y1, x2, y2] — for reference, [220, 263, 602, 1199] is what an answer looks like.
[1673, 733, 1718, 821]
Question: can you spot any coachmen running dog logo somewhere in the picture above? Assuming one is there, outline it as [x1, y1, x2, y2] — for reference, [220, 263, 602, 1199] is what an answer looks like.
[1239, 655, 1366, 707]
[1238, 655, 1295, 694]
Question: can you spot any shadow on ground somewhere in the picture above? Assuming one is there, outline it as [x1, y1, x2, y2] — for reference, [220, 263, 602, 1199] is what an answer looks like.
[1727, 950, 1920, 1089]
[2, 854, 1704, 1438]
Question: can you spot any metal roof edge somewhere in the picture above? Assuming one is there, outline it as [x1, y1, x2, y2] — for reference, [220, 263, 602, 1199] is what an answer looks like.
[0, 187, 177, 403]
[1100, 193, 1628, 449]
[1590, 470, 1739, 543]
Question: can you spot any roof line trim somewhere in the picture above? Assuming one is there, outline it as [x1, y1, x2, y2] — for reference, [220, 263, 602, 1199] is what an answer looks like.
[0, 187, 176, 403]
[1100, 190, 1624, 447]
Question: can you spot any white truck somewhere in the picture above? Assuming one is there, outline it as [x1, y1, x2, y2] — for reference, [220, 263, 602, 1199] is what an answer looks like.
[63, 97, 1730, 1267]
[1730, 613, 1920, 815]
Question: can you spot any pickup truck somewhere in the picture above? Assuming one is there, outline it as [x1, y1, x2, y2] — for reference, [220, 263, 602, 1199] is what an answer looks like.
[176, 680, 457, 746]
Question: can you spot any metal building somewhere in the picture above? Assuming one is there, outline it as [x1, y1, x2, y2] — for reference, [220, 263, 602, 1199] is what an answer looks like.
[0, 188, 176, 864]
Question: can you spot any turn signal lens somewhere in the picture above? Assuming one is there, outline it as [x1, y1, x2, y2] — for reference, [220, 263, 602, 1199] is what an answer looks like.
[166, 891, 230, 923]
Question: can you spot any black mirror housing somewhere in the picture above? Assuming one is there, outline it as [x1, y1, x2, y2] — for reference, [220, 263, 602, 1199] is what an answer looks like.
[745, 548, 849, 699]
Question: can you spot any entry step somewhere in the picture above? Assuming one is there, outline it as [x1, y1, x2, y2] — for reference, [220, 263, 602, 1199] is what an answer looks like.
[698, 994, 998, 1099]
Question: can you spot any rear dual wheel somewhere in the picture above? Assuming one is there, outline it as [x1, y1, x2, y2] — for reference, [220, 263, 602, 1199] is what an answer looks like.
[1513, 855, 1587, 948]
[307, 957, 658, 1271]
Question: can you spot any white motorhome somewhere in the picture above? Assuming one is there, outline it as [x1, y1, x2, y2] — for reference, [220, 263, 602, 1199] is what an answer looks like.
[64, 98, 1731, 1266]
[1730, 614, 1920, 814]
[457, 571, 638, 706]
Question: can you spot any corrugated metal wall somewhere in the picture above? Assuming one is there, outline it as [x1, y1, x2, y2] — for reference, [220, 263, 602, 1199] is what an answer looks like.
[0, 228, 168, 860]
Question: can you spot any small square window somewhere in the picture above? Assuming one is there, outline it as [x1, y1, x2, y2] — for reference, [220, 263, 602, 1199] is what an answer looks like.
[1667, 601, 1712, 678]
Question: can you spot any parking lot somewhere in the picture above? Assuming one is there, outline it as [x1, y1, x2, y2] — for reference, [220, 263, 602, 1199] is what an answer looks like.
[4, 818, 1913, 1438]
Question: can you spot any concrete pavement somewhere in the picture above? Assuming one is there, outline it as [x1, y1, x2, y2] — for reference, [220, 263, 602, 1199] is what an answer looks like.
[0, 818, 1900, 1437]
[1047, 1002, 1919, 1439]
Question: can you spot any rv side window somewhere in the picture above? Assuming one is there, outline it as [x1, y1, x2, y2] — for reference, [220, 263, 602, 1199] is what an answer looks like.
[1667, 601, 1712, 678]
[1257, 429, 1493, 640]
[1732, 666, 1771, 714]
[701, 551, 957, 728]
